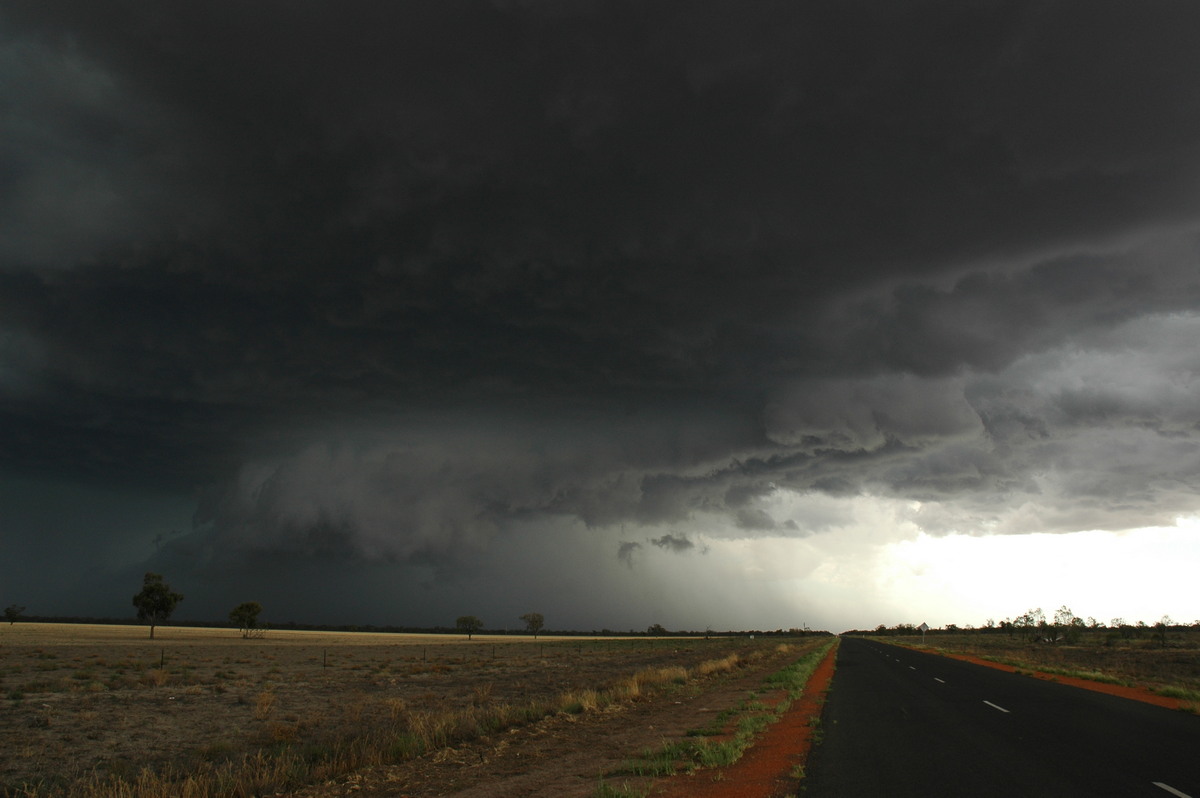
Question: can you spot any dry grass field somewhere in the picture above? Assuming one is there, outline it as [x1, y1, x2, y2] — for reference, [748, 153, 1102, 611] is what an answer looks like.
[884, 628, 1200, 705]
[0, 623, 808, 796]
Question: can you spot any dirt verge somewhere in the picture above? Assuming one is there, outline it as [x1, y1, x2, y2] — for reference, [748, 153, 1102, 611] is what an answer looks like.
[649, 639, 837, 798]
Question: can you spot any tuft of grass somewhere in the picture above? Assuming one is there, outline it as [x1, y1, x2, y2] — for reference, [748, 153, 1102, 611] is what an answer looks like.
[142, 669, 169, 688]
[595, 777, 650, 798]
[254, 690, 276, 720]
[696, 654, 740, 677]
[1154, 684, 1200, 702]
[558, 687, 601, 714]
[614, 733, 756, 778]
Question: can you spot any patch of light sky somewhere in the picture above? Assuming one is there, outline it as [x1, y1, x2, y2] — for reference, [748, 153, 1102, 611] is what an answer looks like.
[660, 490, 1200, 633]
[876, 517, 1200, 630]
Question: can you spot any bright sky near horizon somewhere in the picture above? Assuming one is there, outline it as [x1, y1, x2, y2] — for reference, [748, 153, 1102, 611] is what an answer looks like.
[3, 2, 1200, 633]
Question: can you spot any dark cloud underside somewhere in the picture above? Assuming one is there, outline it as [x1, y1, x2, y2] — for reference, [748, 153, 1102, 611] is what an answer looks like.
[3, 1, 1200, 627]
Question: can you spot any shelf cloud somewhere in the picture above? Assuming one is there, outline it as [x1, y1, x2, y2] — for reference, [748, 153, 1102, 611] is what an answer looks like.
[3, 2, 1200, 631]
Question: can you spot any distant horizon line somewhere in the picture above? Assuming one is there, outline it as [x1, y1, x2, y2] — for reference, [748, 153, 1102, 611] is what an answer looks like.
[5, 615, 835, 637]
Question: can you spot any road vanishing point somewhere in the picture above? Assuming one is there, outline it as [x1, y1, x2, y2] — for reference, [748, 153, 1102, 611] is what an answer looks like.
[804, 637, 1200, 797]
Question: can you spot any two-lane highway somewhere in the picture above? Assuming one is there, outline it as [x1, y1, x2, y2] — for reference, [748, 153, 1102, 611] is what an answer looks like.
[803, 637, 1200, 797]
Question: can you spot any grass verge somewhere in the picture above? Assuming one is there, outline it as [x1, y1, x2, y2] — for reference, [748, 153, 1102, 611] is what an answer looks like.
[603, 640, 834, 791]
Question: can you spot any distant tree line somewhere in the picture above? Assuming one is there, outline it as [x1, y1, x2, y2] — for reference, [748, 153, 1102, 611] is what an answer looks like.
[848, 606, 1196, 648]
[7, 572, 835, 639]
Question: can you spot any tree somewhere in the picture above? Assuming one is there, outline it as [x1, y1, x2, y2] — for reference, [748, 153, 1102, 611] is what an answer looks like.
[456, 615, 483, 640]
[1015, 608, 1042, 642]
[1052, 605, 1084, 645]
[229, 601, 264, 638]
[519, 612, 544, 638]
[1154, 615, 1173, 648]
[646, 623, 668, 636]
[132, 573, 183, 639]
[4, 604, 25, 625]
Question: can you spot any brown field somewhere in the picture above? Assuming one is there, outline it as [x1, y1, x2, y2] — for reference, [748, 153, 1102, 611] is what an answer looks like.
[0, 623, 825, 797]
[882, 628, 1200, 702]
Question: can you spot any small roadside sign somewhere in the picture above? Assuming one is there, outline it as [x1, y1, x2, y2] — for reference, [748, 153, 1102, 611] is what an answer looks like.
[918, 622, 929, 643]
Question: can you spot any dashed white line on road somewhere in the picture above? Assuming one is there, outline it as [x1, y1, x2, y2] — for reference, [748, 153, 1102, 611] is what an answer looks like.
[934, 677, 945, 683]
[908, 666, 916, 670]
[983, 700, 1010, 713]
[1153, 782, 1193, 798]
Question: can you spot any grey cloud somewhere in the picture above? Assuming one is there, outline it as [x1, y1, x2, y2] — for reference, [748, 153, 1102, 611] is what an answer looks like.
[617, 541, 641, 568]
[724, 482, 775, 508]
[650, 533, 696, 553]
[763, 376, 980, 451]
[735, 508, 777, 531]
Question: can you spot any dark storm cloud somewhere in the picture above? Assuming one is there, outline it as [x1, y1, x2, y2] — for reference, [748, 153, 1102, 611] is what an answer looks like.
[3, 2, 1200, 627]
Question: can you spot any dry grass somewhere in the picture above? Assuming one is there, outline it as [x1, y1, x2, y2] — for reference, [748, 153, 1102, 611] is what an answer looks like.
[885, 628, 1200, 695]
[696, 653, 740, 677]
[0, 623, 783, 797]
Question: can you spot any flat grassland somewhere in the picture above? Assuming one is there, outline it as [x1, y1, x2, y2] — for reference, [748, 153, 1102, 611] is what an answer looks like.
[884, 628, 1200, 703]
[0, 623, 810, 796]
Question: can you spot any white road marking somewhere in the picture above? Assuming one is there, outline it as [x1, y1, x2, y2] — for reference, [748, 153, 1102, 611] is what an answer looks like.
[1153, 782, 1193, 798]
[908, 666, 916, 670]
[934, 677, 945, 683]
[983, 700, 1010, 713]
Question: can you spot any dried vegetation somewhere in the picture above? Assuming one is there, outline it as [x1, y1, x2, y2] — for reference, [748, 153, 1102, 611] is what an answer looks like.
[888, 627, 1200, 708]
[0, 623, 794, 797]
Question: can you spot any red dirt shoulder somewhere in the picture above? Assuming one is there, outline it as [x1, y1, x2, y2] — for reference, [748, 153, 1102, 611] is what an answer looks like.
[650, 641, 839, 798]
[919, 648, 1187, 711]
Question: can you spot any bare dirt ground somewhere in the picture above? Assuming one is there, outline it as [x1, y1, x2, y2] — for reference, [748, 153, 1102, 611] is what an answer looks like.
[0, 624, 826, 797]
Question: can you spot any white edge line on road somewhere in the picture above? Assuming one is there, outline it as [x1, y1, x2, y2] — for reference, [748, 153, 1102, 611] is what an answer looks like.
[1153, 782, 1193, 798]
[934, 677, 945, 683]
[983, 700, 1010, 713]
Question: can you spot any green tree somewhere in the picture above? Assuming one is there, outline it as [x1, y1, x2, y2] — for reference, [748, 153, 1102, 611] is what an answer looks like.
[1052, 605, 1084, 645]
[132, 573, 183, 639]
[4, 604, 25, 625]
[1154, 615, 1173, 648]
[1015, 608, 1042, 642]
[456, 615, 484, 640]
[519, 612, 545, 638]
[229, 601, 264, 638]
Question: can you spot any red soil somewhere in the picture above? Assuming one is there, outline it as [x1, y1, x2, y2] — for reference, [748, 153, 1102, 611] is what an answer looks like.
[650, 641, 839, 798]
[929, 649, 1188, 710]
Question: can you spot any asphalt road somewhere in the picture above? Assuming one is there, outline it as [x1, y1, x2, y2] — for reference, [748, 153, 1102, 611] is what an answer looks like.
[803, 636, 1200, 797]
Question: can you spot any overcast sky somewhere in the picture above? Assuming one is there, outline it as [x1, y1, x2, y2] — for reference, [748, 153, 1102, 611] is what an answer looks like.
[3, 1, 1200, 633]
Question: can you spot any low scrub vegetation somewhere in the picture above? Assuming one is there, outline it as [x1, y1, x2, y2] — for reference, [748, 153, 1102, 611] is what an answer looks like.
[869, 623, 1200, 702]
[0, 623, 797, 797]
